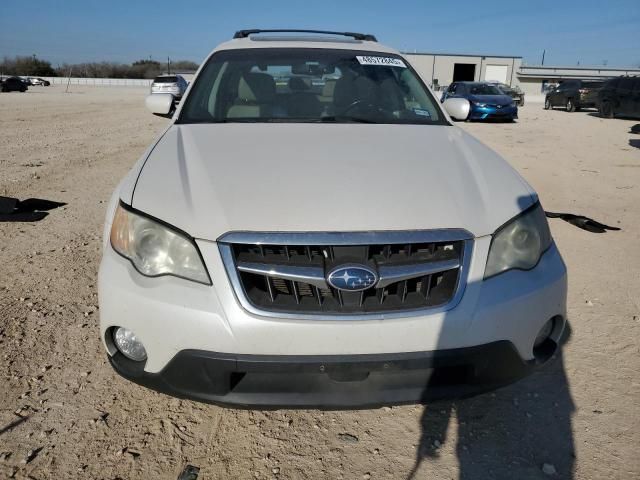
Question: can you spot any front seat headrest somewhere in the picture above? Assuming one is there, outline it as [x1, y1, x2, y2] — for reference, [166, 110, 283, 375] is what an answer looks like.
[288, 76, 310, 92]
[237, 72, 276, 103]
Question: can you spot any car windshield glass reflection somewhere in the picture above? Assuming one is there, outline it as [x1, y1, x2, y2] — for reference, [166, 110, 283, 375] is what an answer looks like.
[179, 48, 445, 125]
[470, 84, 503, 95]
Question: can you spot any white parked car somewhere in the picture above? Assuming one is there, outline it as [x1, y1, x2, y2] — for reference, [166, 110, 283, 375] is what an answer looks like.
[150, 74, 188, 100]
[99, 29, 567, 408]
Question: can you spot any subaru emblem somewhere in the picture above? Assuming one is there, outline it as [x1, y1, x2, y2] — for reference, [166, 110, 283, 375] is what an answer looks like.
[327, 264, 378, 292]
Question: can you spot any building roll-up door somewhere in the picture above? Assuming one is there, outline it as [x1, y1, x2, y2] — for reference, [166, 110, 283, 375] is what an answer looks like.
[484, 65, 508, 84]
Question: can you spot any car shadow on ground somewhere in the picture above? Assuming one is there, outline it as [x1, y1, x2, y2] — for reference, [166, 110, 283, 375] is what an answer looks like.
[407, 324, 575, 480]
[630, 124, 640, 149]
[0, 196, 66, 222]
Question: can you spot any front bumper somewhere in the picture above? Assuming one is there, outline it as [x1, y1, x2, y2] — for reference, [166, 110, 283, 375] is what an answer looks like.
[578, 96, 597, 108]
[99, 235, 567, 407]
[108, 340, 541, 409]
[469, 104, 518, 120]
[150, 89, 181, 98]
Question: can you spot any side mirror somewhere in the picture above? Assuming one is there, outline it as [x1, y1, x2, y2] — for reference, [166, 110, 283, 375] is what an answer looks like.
[443, 98, 470, 121]
[145, 94, 174, 118]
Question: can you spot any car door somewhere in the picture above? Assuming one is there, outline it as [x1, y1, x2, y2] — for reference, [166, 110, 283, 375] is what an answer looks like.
[548, 84, 563, 106]
[632, 78, 640, 117]
[600, 78, 618, 105]
[557, 82, 574, 105]
[616, 77, 635, 115]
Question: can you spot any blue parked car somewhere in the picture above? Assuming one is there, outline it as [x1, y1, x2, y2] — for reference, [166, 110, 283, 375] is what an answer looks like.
[441, 82, 518, 121]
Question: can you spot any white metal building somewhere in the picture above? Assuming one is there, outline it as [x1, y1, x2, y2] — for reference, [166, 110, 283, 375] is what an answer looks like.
[404, 52, 640, 103]
[516, 65, 640, 101]
[404, 52, 522, 92]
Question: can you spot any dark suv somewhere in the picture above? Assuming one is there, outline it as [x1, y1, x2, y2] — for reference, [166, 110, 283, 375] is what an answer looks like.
[544, 80, 603, 112]
[1, 76, 28, 92]
[597, 76, 640, 119]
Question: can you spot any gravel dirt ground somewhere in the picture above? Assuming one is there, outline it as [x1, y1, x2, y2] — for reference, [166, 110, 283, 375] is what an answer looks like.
[1, 85, 639, 480]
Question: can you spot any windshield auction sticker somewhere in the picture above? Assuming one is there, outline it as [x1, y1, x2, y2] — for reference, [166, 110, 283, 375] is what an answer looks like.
[356, 56, 406, 68]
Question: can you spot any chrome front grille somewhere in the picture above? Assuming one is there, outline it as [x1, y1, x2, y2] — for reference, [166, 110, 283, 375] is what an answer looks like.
[218, 230, 473, 319]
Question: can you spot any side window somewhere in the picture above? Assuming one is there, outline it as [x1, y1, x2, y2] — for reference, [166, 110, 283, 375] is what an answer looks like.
[202, 61, 227, 117]
[398, 69, 439, 119]
[606, 78, 620, 90]
[633, 79, 640, 92]
[618, 78, 634, 92]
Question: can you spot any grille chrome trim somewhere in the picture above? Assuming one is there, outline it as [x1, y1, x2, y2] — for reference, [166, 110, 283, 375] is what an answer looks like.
[218, 229, 473, 245]
[237, 262, 329, 289]
[377, 258, 461, 288]
[218, 230, 474, 321]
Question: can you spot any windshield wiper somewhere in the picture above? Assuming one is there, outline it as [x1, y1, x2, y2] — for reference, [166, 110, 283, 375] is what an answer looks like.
[319, 115, 379, 124]
[182, 118, 325, 124]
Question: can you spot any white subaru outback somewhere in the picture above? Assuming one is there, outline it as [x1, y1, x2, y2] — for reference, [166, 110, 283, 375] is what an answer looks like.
[99, 29, 567, 408]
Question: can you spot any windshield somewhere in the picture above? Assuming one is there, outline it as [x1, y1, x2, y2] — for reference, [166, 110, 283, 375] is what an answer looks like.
[178, 48, 445, 124]
[469, 84, 503, 95]
[494, 83, 513, 93]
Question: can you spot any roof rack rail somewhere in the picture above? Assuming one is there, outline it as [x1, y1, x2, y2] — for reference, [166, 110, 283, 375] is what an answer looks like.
[233, 29, 377, 42]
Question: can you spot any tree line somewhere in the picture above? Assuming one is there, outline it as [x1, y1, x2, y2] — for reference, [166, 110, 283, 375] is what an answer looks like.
[0, 56, 199, 79]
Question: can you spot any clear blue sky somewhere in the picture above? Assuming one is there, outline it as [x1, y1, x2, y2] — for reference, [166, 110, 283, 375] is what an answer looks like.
[1, 0, 638, 67]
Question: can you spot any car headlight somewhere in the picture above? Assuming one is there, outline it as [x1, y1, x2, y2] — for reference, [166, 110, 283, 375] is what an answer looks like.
[510, 101, 516, 107]
[485, 204, 552, 279]
[474, 102, 487, 107]
[110, 203, 211, 285]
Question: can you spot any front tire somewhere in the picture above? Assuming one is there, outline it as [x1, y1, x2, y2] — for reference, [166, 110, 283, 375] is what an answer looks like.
[566, 98, 576, 112]
[544, 97, 551, 110]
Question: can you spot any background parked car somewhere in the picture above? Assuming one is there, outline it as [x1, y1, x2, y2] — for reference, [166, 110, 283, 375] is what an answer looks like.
[441, 81, 518, 121]
[544, 80, 603, 112]
[490, 82, 525, 106]
[150, 75, 188, 100]
[29, 77, 51, 86]
[598, 76, 640, 119]
[1, 76, 28, 92]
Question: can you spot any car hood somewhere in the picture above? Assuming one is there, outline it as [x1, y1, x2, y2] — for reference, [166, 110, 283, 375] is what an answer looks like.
[468, 94, 513, 105]
[130, 123, 536, 240]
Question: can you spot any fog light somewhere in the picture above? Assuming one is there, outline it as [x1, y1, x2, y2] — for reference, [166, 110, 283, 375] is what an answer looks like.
[534, 318, 554, 348]
[113, 327, 147, 362]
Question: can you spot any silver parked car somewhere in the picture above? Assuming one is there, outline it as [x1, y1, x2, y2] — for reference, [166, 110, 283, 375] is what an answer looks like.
[150, 75, 188, 100]
[29, 77, 51, 86]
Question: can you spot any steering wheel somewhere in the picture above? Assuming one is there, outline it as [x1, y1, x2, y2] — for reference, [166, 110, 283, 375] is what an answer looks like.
[341, 99, 392, 116]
